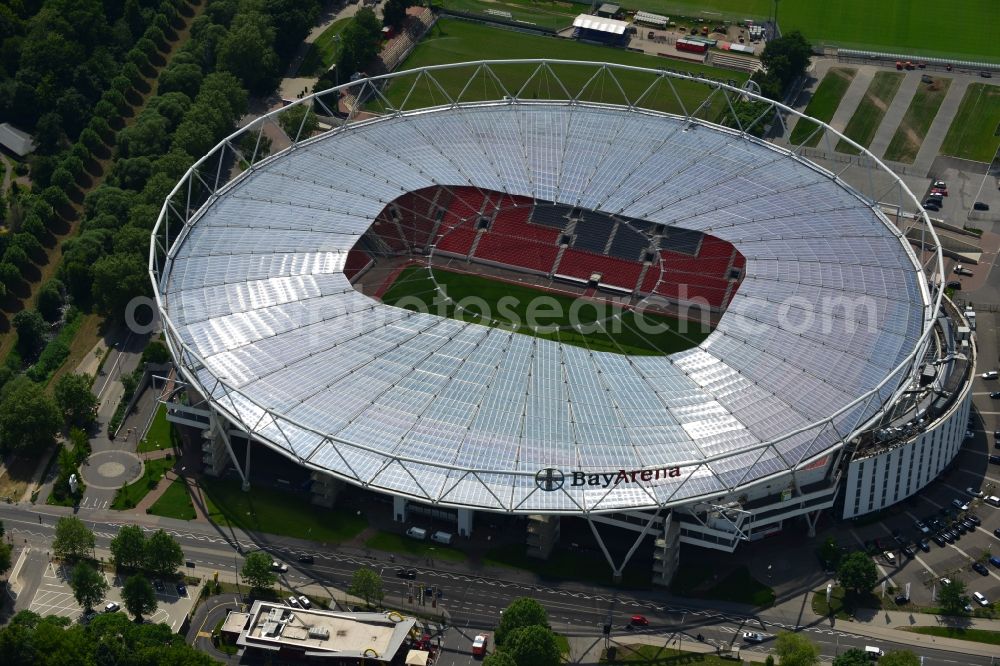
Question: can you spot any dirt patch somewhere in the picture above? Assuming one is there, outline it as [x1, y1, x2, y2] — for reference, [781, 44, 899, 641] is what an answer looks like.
[0, 452, 44, 502]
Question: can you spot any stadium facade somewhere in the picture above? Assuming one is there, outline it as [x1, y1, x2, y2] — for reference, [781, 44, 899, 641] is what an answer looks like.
[151, 61, 973, 584]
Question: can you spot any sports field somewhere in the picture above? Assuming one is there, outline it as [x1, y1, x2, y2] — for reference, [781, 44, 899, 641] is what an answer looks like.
[883, 78, 951, 163]
[439, 0, 577, 32]
[378, 19, 748, 117]
[787, 67, 856, 147]
[836, 72, 903, 155]
[940, 84, 1000, 162]
[380, 265, 712, 355]
[619, 1, 1000, 62]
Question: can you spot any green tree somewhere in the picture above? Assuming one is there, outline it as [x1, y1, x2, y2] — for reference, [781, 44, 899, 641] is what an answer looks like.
[348, 566, 384, 606]
[819, 537, 841, 570]
[765, 657, 775, 666]
[774, 632, 819, 666]
[122, 575, 157, 621]
[760, 31, 812, 92]
[51, 446, 83, 504]
[504, 625, 561, 666]
[938, 579, 969, 615]
[70, 561, 108, 612]
[483, 652, 516, 666]
[836, 551, 878, 597]
[496, 597, 548, 647]
[0, 541, 11, 578]
[382, 0, 413, 29]
[278, 103, 318, 140]
[141, 341, 171, 364]
[0, 262, 21, 291]
[216, 12, 280, 95]
[12, 309, 47, 359]
[145, 529, 184, 577]
[335, 9, 382, 79]
[37, 279, 65, 322]
[832, 648, 870, 666]
[110, 525, 146, 570]
[241, 551, 277, 592]
[91, 252, 151, 319]
[55, 373, 97, 427]
[159, 62, 203, 98]
[878, 650, 920, 666]
[0, 377, 62, 455]
[53, 516, 95, 561]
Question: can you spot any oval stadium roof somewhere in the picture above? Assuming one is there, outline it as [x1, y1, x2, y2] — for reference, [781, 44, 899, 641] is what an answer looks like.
[156, 87, 933, 514]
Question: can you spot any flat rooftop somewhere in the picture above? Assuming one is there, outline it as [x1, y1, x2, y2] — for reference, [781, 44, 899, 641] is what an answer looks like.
[236, 601, 416, 660]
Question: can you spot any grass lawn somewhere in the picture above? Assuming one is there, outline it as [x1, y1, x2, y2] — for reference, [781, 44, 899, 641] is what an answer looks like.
[554, 634, 570, 656]
[379, 19, 748, 118]
[298, 19, 351, 76]
[380, 266, 711, 356]
[788, 68, 856, 147]
[670, 562, 773, 607]
[45, 313, 103, 389]
[111, 457, 174, 510]
[614, 1, 1000, 62]
[905, 626, 1000, 645]
[883, 77, 951, 163]
[138, 403, 178, 453]
[438, 0, 578, 32]
[484, 543, 651, 588]
[148, 478, 196, 520]
[836, 71, 904, 154]
[200, 477, 366, 543]
[602, 643, 743, 665]
[940, 83, 1000, 162]
[364, 532, 468, 562]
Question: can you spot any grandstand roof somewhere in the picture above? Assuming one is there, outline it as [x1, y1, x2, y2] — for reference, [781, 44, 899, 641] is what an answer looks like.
[155, 66, 935, 514]
[573, 14, 629, 35]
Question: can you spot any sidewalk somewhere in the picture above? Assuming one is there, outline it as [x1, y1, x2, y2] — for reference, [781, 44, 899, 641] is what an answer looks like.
[567, 634, 772, 664]
[773, 590, 1000, 659]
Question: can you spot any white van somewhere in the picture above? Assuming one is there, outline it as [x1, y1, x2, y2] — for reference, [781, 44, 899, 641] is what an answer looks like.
[406, 527, 427, 540]
[431, 531, 454, 545]
[864, 645, 884, 659]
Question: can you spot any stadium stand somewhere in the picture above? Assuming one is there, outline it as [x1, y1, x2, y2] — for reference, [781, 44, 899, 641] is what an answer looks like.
[658, 227, 703, 255]
[572, 216, 615, 254]
[607, 223, 649, 261]
[474, 234, 559, 274]
[557, 249, 644, 289]
[530, 202, 574, 229]
[343, 249, 373, 280]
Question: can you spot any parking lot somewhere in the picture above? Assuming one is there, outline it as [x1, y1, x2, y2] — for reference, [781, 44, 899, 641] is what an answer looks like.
[26, 561, 199, 630]
[836, 414, 1000, 610]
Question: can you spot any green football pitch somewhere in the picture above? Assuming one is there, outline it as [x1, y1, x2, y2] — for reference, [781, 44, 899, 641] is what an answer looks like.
[379, 265, 712, 356]
[378, 19, 749, 117]
[620, 1, 1000, 62]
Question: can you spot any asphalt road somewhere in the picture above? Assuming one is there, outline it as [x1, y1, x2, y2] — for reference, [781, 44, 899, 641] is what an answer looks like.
[0, 503, 991, 666]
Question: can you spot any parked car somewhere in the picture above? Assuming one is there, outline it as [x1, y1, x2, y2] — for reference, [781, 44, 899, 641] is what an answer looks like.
[902, 546, 915, 559]
[973, 562, 990, 576]
[973, 591, 989, 606]
[472, 634, 488, 658]
[918, 539, 931, 552]
[298, 596, 311, 608]
[952, 499, 969, 511]
[153, 579, 164, 592]
[967, 487, 984, 498]
[974, 202, 990, 211]
[104, 602, 120, 613]
[994, 528, 1000, 539]
[176, 582, 187, 596]
[967, 514, 981, 526]
[894, 593, 909, 605]
[932, 180, 947, 189]
[272, 561, 289, 573]
[287, 596, 300, 607]
[931, 187, 948, 196]
[983, 371, 999, 380]
[932, 534, 946, 547]
[980, 71, 994, 78]
[990, 455, 1000, 464]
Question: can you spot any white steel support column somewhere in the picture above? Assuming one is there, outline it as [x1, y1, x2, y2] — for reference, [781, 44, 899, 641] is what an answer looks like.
[214, 416, 249, 490]
[242, 437, 251, 491]
[804, 508, 822, 537]
[586, 511, 662, 583]
[394, 496, 408, 523]
[457, 508, 474, 537]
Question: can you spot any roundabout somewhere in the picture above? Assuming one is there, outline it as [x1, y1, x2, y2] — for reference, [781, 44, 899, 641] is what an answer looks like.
[81, 450, 144, 491]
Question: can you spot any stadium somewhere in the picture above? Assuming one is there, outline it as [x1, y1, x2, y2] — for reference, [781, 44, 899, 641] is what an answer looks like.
[151, 61, 973, 583]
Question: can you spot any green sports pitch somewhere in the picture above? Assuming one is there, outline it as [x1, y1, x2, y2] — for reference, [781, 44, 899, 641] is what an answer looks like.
[621, 1, 1000, 62]
[377, 19, 749, 117]
[379, 266, 712, 356]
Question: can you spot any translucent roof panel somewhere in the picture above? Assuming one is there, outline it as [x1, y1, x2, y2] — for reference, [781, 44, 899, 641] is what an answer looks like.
[159, 102, 931, 514]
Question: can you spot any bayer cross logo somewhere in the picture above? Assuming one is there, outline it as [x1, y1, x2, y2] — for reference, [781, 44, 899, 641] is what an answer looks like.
[535, 468, 565, 491]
